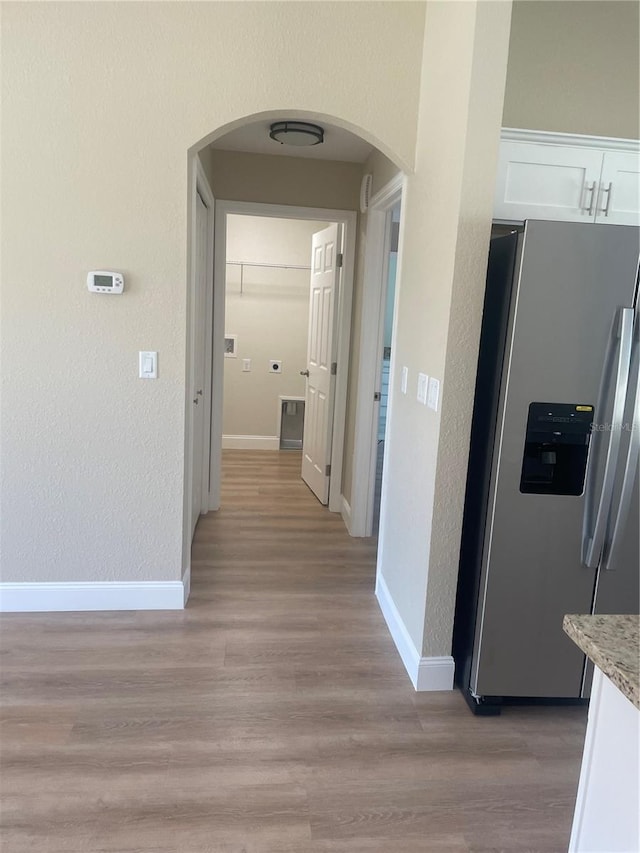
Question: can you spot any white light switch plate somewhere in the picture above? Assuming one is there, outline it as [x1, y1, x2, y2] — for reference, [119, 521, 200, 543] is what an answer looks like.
[139, 351, 157, 379]
[242, 359, 251, 372]
[427, 376, 440, 411]
[401, 366, 408, 394]
[417, 372, 428, 405]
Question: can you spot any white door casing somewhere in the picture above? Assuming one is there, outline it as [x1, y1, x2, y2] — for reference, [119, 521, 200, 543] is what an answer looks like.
[209, 202, 356, 517]
[349, 173, 404, 537]
[301, 223, 341, 504]
[190, 190, 209, 537]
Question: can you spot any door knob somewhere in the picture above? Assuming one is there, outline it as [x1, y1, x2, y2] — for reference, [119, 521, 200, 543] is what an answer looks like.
[300, 369, 310, 377]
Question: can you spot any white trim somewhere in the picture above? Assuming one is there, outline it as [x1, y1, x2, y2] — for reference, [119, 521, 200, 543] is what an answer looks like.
[183, 153, 216, 576]
[375, 573, 454, 691]
[369, 171, 405, 209]
[501, 127, 640, 154]
[350, 173, 405, 537]
[210, 201, 357, 516]
[415, 656, 455, 692]
[0, 582, 186, 612]
[222, 434, 279, 450]
[340, 495, 353, 535]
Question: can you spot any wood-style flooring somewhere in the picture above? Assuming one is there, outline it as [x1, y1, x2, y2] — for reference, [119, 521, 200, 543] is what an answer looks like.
[0, 450, 587, 852]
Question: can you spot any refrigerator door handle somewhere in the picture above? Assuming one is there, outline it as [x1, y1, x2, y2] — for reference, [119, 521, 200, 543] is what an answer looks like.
[581, 307, 635, 568]
[601, 313, 640, 571]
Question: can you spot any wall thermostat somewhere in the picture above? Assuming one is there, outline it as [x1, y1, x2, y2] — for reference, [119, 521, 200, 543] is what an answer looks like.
[87, 270, 124, 294]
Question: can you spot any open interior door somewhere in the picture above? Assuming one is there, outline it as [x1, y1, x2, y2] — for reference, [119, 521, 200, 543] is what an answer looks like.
[301, 223, 341, 504]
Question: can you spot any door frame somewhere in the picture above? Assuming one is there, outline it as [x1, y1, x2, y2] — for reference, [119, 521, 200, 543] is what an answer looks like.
[182, 154, 215, 584]
[209, 201, 357, 514]
[349, 173, 405, 537]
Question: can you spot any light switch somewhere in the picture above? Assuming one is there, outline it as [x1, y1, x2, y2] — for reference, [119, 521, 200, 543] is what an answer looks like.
[427, 376, 440, 411]
[139, 351, 157, 379]
[242, 359, 251, 372]
[401, 366, 408, 395]
[417, 372, 428, 405]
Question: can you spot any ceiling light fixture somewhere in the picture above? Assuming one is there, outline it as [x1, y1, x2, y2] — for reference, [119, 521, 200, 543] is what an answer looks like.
[269, 121, 324, 147]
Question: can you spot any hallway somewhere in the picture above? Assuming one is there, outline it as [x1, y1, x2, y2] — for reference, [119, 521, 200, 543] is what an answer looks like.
[1, 451, 586, 851]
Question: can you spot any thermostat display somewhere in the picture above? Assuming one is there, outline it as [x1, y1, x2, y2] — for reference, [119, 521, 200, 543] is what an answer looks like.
[87, 270, 124, 294]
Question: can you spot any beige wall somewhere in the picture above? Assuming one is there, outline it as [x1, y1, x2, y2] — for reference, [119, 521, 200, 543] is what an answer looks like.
[504, 0, 640, 139]
[223, 216, 324, 438]
[202, 149, 363, 209]
[0, 1, 424, 584]
[378, 0, 512, 655]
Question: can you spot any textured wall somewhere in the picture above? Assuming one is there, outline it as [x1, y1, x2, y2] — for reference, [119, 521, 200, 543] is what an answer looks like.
[377, 0, 512, 654]
[223, 216, 324, 438]
[504, 0, 640, 139]
[0, 1, 425, 584]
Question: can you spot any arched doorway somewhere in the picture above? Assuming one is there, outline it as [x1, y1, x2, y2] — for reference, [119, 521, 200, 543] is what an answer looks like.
[182, 112, 407, 593]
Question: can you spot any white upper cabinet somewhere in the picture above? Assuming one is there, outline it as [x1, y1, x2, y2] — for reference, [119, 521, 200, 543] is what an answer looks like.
[495, 130, 640, 226]
[596, 151, 640, 225]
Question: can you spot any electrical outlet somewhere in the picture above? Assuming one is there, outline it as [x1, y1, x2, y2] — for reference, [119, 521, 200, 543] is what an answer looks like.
[417, 372, 428, 405]
[269, 360, 282, 374]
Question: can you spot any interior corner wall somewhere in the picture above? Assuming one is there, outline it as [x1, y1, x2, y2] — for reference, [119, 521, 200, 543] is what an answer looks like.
[503, 0, 640, 139]
[0, 1, 425, 586]
[376, 0, 512, 656]
[223, 216, 324, 439]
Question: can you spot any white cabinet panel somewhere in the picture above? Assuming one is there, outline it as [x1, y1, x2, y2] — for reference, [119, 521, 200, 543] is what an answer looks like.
[494, 142, 603, 223]
[569, 667, 640, 853]
[596, 150, 640, 226]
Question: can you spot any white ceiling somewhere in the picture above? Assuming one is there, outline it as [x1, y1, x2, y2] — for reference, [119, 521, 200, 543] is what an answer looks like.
[210, 119, 374, 163]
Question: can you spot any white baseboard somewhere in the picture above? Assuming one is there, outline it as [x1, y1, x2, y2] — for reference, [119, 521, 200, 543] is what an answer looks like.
[222, 435, 279, 450]
[375, 573, 454, 691]
[415, 655, 456, 691]
[0, 580, 187, 612]
[340, 495, 353, 535]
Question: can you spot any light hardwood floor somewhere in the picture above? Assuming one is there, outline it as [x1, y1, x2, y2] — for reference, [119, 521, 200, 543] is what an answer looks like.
[0, 451, 586, 852]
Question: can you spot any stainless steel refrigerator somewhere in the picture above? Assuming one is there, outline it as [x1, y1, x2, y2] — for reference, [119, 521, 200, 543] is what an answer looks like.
[453, 219, 639, 714]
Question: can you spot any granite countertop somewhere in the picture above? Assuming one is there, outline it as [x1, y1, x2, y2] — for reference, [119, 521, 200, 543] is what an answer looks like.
[563, 614, 639, 710]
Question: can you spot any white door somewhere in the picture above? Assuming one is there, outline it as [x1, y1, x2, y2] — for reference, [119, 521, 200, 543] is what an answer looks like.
[595, 150, 640, 226]
[301, 223, 341, 504]
[493, 141, 603, 222]
[190, 190, 208, 537]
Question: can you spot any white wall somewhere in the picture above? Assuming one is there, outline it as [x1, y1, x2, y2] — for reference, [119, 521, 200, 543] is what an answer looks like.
[223, 216, 324, 439]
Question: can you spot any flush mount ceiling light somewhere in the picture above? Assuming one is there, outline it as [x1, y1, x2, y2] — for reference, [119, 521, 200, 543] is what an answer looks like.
[269, 121, 324, 147]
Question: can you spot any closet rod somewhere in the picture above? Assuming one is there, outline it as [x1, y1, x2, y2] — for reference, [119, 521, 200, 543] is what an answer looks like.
[227, 260, 311, 294]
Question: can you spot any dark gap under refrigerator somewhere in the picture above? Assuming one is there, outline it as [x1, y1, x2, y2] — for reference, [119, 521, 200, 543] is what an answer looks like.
[454, 219, 640, 715]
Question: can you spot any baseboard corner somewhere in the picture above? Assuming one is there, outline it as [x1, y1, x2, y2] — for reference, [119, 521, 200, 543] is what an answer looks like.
[340, 495, 352, 534]
[415, 655, 455, 692]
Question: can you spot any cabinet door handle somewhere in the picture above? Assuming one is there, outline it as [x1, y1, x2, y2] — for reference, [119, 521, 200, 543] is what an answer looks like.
[599, 181, 613, 217]
[583, 181, 597, 216]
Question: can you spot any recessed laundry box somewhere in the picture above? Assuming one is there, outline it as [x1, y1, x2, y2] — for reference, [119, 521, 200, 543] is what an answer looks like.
[278, 396, 305, 450]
